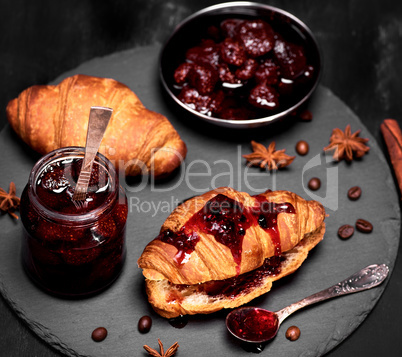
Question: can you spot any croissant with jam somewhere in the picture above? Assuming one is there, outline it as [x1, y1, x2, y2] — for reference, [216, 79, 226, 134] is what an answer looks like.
[6, 74, 187, 178]
[137, 187, 326, 318]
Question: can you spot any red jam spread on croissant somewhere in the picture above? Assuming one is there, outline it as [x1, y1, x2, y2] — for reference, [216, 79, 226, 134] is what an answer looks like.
[253, 195, 295, 256]
[158, 194, 295, 272]
[166, 255, 284, 303]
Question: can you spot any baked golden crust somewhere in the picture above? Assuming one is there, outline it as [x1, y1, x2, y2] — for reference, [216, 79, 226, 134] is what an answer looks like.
[137, 187, 326, 285]
[6, 74, 187, 178]
[145, 223, 326, 318]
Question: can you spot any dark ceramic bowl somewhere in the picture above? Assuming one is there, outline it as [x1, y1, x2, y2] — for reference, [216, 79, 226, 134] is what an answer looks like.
[160, 1, 321, 129]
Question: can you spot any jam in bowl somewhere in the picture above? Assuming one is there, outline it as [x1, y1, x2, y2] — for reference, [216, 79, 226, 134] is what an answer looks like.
[20, 147, 128, 297]
[160, 2, 321, 129]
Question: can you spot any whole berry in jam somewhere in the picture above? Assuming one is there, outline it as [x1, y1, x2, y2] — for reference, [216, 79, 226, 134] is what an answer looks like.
[220, 18, 243, 38]
[218, 63, 240, 84]
[185, 40, 221, 68]
[178, 87, 213, 115]
[174, 62, 194, 85]
[255, 59, 280, 85]
[274, 39, 307, 79]
[249, 83, 279, 110]
[220, 37, 247, 66]
[238, 20, 275, 58]
[235, 58, 258, 80]
[173, 17, 314, 120]
[188, 64, 219, 95]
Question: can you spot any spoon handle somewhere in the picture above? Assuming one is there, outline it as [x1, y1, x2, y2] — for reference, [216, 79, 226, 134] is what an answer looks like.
[73, 106, 113, 201]
[275, 264, 389, 324]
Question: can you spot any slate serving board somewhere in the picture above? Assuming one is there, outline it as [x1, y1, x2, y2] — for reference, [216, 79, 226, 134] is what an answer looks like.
[0, 44, 400, 357]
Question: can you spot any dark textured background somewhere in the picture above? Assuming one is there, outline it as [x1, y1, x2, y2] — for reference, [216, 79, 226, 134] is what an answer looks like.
[0, 0, 402, 356]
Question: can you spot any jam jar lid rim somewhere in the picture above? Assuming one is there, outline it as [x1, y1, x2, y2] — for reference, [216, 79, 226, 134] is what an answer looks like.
[28, 146, 119, 225]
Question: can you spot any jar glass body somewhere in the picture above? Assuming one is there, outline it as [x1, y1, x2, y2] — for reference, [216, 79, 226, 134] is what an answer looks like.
[20, 147, 128, 297]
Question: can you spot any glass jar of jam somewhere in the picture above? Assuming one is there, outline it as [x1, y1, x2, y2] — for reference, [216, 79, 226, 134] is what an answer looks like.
[20, 147, 127, 297]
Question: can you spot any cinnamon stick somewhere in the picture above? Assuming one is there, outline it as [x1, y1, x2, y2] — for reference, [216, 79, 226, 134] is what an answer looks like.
[380, 119, 402, 198]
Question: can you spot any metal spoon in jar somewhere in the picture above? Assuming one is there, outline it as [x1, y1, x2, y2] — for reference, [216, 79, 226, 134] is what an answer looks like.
[226, 264, 389, 344]
[72, 106, 113, 204]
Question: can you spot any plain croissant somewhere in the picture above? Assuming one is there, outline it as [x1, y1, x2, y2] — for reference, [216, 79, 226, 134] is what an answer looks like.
[138, 187, 326, 317]
[6, 74, 187, 178]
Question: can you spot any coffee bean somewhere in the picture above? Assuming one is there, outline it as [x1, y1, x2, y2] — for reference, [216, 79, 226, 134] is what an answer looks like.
[355, 219, 373, 233]
[308, 177, 321, 191]
[338, 224, 354, 239]
[91, 327, 107, 342]
[299, 109, 313, 121]
[138, 315, 152, 333]
[286, 326, 300, 341]
[348, 186, 362, 201]
[295, 140, 309, 155]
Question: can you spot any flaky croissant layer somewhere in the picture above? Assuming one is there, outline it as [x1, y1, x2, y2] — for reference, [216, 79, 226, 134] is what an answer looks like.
[138, 187, 326, 285]
[6, 74, 187, 178]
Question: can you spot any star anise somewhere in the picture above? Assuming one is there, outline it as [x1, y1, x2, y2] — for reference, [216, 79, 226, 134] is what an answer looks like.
[243, 140, 295, 170]
[0, 182, 20, 219]
[324, 124, 369, 162]
[143, 339, 179, 357]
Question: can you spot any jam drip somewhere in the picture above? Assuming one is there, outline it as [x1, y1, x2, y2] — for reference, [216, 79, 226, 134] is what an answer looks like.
[253, 195, 295, 256]
[158, 229, 200, 265]
[158, 194, 252, 269]
[196, 194, 252, 271]
[158, 193, 295, 272]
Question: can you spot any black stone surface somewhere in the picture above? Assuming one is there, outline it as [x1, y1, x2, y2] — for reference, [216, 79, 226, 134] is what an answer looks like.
[0, 43, 400, 356]
[1, 1, 402, 356]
